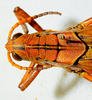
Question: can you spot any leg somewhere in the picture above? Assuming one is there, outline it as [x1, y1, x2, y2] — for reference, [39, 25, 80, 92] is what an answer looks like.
[18, 63, 42, 91]
[71, 69, 92, 82]
[80, 17, 92, 28]
[66, 17, 92, 30]
[80, 72, 92, 82]
[13, 6, 44, 32]
[65, 67, 92, 82]
[14, 7, 29, 34]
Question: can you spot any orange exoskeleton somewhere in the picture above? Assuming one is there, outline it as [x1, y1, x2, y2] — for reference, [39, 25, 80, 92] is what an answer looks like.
[5, 6, 92, 91]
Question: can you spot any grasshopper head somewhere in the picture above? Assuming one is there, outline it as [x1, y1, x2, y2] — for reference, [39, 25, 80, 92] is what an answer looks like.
[5, 33, 29, 61]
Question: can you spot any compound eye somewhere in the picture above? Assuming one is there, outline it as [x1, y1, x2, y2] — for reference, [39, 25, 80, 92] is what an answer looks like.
[12, 33, 23, 40]
[12, 52, 22, 61]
